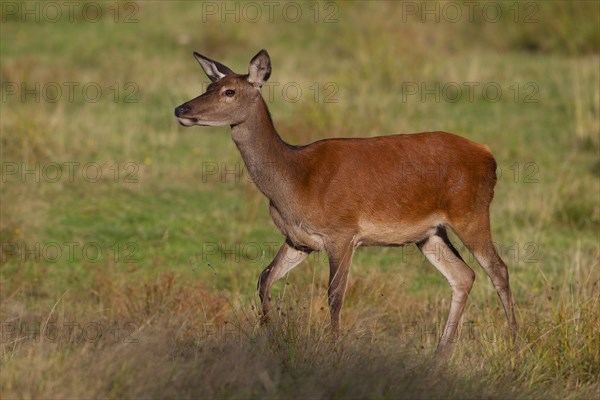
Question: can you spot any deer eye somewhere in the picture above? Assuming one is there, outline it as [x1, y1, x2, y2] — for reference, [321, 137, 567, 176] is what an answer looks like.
[224, 89, 236, 97]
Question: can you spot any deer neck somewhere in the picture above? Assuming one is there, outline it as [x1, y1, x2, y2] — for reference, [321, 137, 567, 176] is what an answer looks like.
[230, 96, 295, 200]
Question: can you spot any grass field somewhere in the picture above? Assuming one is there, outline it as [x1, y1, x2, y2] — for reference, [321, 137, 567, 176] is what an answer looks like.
[1, 1, 599, 398]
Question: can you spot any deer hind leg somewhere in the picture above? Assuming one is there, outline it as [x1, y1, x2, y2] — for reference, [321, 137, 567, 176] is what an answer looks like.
[326, 239, 357, 334]
[417, 227, 475, 358]
[257, 239, 310, 323]
[451, 215, 518, 344]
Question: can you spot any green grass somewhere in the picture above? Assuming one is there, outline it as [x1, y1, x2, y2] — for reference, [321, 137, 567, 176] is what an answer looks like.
[1, 1, 599, 398]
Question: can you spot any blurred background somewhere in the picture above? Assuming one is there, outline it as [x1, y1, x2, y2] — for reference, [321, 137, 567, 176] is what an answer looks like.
[1, 1, 599, 398]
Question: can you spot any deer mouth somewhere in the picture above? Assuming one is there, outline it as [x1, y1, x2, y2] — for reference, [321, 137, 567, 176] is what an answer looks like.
[177, 117, 197, 127]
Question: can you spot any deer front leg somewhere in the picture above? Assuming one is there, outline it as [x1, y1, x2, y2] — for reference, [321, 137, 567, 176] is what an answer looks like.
[326, 239, 357, 334]
[258, 239, 310, 323]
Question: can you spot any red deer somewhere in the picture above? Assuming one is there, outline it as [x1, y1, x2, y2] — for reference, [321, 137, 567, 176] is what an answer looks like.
[175, 50, 517, 357]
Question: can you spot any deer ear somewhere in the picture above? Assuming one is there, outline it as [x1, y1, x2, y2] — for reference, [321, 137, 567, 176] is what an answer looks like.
[248, 49, 271, 88]
[193, 52, 235, 82]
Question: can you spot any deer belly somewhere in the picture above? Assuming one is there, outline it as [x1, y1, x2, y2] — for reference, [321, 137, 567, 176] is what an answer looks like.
[357, 214, 446, 246]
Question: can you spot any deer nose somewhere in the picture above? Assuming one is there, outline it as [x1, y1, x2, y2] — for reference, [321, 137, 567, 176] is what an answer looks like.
[175, 104, 191, 117]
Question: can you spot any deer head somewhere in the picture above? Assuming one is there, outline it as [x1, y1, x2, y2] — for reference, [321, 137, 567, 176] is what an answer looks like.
[174, 50, 271, 127]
